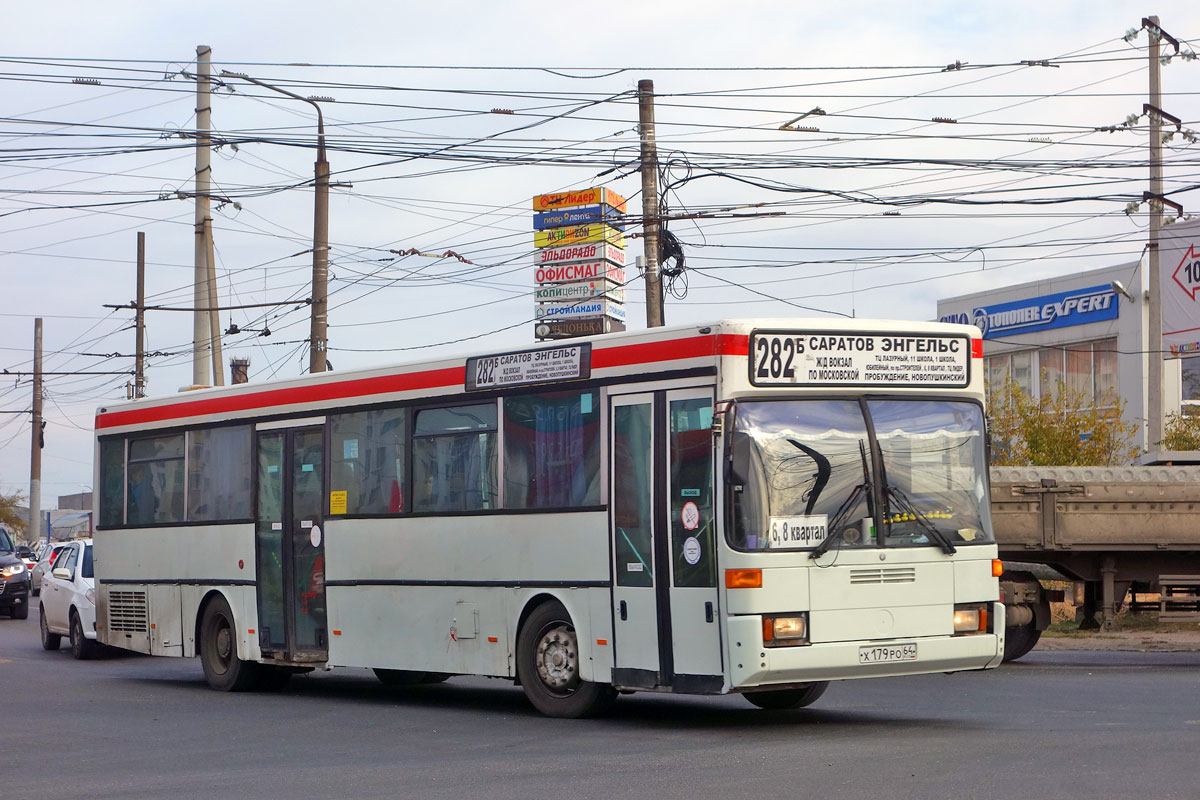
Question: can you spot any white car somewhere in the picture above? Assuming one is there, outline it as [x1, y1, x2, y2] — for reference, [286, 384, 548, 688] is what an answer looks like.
[39, 539, 97, 659]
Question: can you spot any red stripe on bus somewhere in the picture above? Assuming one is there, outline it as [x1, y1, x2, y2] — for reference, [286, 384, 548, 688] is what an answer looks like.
[591, 333, 746, 369]
[95, 332, 748, 430]
[95, 366, 466, 429]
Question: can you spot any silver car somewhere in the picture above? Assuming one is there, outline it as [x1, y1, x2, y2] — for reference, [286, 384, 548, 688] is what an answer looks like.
[31, 543, 67, 596]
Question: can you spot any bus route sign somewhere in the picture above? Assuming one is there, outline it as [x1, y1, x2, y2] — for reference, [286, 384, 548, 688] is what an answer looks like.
[749, 330, 971, 388]
[466, 343, 592, 390]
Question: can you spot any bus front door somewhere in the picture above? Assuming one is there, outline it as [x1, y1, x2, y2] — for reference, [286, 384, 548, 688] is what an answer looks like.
[255, 425, 328, 663]
[610, 388, 723, 692]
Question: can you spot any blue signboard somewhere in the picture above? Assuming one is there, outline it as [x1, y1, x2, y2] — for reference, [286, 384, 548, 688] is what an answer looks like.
[533, 204, 624, 231]
[939, 284, 1118, 339]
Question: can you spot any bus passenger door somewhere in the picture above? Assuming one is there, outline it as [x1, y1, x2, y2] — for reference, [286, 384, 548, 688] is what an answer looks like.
[610, 388, 722, 692]
[609, 394, 660, 686]
[255, 425, 328, 663]
[664, 388, 723, 690]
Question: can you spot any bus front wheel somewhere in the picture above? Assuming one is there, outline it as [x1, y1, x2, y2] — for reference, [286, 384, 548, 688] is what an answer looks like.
[744, 682, 829, 710]
[200, 594, 260, 692]
[516, 600, 616, 718]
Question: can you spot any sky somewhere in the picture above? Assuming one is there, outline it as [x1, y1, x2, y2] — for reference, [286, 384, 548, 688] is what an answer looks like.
[2, 0, 1199, 507]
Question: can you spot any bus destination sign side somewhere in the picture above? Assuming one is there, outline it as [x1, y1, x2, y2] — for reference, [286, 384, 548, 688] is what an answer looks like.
[467, 343, 592, 390]
[749, 331, 971, 388]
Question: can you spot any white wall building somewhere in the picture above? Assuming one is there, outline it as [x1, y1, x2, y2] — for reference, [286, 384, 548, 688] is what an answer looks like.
[937, 219, 1200, 461]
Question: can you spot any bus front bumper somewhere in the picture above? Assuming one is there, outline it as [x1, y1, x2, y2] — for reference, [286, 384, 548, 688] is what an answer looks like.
[727, 609, 1005, 689]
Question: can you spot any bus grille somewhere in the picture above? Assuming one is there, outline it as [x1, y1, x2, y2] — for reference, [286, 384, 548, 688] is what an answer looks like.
[850, 567, 917, 585]
[108, 590, 149, 632]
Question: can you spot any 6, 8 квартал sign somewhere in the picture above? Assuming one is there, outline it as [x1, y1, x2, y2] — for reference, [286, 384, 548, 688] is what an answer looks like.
[749, 331, 971, 388]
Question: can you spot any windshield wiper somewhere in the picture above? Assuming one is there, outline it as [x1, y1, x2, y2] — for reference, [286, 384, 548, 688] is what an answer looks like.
[884, 485, 957, 555]
[810, 441, 873, 560]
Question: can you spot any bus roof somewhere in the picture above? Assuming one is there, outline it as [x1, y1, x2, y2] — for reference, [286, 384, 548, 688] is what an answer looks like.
[94, 318, 981, 434]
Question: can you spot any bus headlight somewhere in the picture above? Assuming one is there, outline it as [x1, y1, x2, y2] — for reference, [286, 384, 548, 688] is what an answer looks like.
[953, 604, 988, 634]
[762, 613, 808, 646]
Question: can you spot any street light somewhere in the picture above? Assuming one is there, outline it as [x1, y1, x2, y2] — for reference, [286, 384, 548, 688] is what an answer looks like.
[222, 70, 331, 373]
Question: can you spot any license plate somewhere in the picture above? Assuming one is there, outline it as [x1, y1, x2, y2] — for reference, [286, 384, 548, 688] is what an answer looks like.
[858, 643, 917, 664]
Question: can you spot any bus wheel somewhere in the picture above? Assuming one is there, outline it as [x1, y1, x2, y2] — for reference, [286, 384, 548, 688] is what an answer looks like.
[744, 682, 829, 710]
[200, 595, 260, 692]
[516, 600, 616, 718]
[1002, 622, 1041, 663]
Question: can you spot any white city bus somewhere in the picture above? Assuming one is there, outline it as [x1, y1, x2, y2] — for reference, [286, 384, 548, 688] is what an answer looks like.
[93, 319, 1003, 717]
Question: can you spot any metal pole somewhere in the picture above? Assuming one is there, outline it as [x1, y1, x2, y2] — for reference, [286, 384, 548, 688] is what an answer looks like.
[638, 79, 664, 328]
[135, 232, 146, 398]
[192, 45, 213, 387]
[1147, 17, 1164, 451]
[311, 125, 329, 373]
[29, 318, 42, 543]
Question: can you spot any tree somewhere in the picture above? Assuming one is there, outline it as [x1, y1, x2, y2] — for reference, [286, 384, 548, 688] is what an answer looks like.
[1160, 412, 1200, 451]
[987, 376, 1140, 466]
[0, 488, 27, 537]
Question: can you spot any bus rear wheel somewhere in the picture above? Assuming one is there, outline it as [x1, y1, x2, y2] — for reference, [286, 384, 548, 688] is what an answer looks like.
[744, 682, 829, 710]
[200, 594, 260, 692]
[516, 600, 616, 718]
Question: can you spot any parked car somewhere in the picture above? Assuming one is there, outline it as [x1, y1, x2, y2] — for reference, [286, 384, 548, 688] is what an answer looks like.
[39, 538, 96, 659]
[0, 527, 31, 619]
[31, 543, 66, 596]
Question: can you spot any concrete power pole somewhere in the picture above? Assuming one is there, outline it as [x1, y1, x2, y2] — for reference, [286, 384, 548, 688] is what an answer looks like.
[638, 79, 665, 328]
[29, 318, 42, 543]
[192, 45, 214, 388]
[310, 121, 330, 373]
[1146, 16, 1164, 452]
[135, 232, 146, 398]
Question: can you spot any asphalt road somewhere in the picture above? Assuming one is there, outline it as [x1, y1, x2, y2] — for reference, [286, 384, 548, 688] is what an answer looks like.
[2, 611, 1198, 800]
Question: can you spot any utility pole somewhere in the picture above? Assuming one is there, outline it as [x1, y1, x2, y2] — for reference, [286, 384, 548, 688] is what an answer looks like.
[638, 79, 664, 328]
[1146, 16, 1165, 453]
[311, 125, 330, 373]
[220, 69, 330, 373]
[192, 45, 214, 387]
[29, 318, 42, 543]
[205, 219, 225, 385]
[134, 232, 146, 398]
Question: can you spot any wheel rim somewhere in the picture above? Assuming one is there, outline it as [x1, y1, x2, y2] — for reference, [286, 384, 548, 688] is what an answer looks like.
[534, 623, 579, 695]
[211, 615, 233, 673]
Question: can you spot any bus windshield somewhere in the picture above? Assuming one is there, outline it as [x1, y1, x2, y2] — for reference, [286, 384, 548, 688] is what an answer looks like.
[729, 398, 992, 551]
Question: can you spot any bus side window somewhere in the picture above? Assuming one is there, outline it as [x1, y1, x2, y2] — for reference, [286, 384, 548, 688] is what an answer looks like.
[503, 390, 600, 509]
[331, 407, 407, 514]
[187, 426, 252, 522]
[412, 403, 498, 513]
[99, 437, 125, 526]
[126, 434, 185, 525]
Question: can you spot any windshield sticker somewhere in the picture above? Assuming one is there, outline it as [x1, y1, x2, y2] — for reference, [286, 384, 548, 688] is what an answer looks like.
[767, 515, 829, 548]
[681, 488, 700, 497]
[681, 501, 700, 530]
[626, 562, 644, 572]
[682, 536, 702, 565]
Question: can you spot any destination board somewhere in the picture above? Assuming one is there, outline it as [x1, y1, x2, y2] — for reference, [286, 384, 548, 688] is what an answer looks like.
[748, 331, 971, 388]
[466, 343, 591, 390]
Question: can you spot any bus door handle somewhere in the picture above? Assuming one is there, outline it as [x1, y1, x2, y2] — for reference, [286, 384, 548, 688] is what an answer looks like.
[705, 601, 714, 623]
[619, 600, 627, 621]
